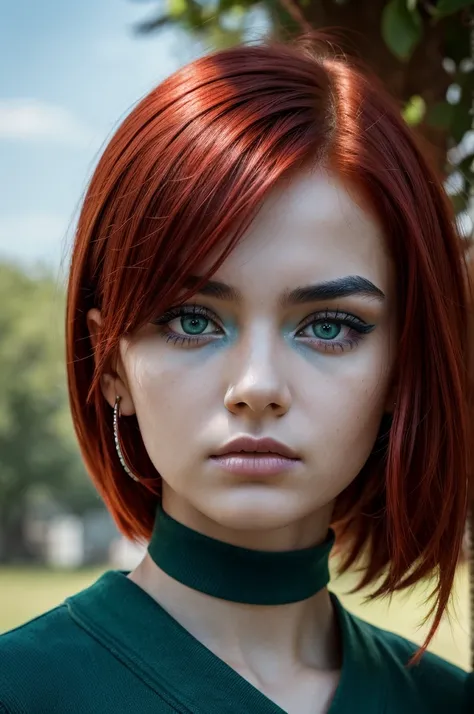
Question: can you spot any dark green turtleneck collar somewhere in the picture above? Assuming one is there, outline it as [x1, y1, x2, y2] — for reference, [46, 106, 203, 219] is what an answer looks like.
[147, 503, 335, 605]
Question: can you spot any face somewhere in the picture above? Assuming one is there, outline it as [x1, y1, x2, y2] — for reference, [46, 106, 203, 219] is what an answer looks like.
[90, 167, 397, 548]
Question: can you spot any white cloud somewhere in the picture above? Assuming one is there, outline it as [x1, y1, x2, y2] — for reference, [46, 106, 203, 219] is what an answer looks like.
[0, 99, 96, 146]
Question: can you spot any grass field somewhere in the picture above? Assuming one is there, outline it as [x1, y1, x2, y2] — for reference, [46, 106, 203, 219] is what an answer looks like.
[0, 563, 470, 670]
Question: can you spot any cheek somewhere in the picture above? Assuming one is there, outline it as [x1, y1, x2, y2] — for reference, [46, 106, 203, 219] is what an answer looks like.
[298, 347, 391, 472]
[125, 348, 219, 469]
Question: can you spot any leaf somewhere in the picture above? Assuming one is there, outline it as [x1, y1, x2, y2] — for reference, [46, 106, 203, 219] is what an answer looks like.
[451, 101, 473, 143]
[402, 95, 426, 125]
[167, 0, 188, 17]
[444, 15, 471, 63]
[220, 4, 246, 31]
[435, 0, 474, 17]
[381, 0, 423, 61]
[450, 190, 469, 214]
[425, 101, 454, 128]
[458, 154, 474, 183]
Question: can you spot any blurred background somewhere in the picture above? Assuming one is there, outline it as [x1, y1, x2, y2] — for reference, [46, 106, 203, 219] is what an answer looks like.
[0, 0, 472, 670]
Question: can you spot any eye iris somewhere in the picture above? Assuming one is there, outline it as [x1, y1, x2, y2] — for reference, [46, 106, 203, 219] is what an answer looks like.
[313, 321, 340, 340]
[181, 315, 209, 335]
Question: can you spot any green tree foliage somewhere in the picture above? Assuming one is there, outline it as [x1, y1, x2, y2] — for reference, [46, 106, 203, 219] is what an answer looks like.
[0, 262, 99, 562]
[132, 0, 474, 229]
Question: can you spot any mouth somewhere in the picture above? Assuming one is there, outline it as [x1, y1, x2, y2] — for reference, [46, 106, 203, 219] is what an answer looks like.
[210, 436, 301, 476]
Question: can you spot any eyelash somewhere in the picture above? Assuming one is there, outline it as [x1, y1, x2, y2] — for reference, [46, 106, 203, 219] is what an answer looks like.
[152, 304, 375, 353]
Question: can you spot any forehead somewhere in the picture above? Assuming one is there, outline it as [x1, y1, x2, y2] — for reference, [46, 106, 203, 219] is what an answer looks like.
[210, 167, 393, 298]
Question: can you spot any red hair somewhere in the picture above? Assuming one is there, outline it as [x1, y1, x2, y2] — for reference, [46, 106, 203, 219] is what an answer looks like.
[66, 36, 471, 653]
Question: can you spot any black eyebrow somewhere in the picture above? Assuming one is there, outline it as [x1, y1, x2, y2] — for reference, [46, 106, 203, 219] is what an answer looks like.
[184, 275, 385, 305]
[184, 277, 242, 302]
[279, 276, 385, 306]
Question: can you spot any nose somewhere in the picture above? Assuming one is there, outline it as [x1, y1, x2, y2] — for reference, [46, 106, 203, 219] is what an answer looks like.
[223, 328, 291, 418]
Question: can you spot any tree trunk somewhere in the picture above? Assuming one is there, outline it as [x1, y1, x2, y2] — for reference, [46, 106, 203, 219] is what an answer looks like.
[278, 0, 450, 173]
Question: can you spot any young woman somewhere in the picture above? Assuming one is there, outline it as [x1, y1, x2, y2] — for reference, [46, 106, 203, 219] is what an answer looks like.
[0, 36, 472, 713]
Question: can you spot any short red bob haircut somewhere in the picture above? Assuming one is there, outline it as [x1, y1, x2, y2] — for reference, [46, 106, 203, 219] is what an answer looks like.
[66, 36, 471, 647]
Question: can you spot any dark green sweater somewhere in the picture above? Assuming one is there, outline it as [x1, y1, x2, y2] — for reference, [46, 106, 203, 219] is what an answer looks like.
[0, 570, 472, 713]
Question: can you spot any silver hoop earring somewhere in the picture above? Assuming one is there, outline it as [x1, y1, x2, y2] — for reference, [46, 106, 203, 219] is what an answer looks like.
[113, 396, 140, 482]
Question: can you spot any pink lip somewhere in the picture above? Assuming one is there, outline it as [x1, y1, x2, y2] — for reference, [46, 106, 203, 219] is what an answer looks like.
[210, 436, 301, 476]
[210, 454, 300, 476]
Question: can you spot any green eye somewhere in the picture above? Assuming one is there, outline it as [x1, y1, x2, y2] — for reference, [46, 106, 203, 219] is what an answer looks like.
[181, 315, 210, 335]
[312, 322, 341, 340]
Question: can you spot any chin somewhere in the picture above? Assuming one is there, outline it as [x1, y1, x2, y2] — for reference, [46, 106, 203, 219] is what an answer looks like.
[198, 488, 314, 532]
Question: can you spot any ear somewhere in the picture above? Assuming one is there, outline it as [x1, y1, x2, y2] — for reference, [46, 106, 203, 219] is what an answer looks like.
[86, 308, 135, 416]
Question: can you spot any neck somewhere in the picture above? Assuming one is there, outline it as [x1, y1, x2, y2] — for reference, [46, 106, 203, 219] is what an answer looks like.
[128, 496, 340, 677]
[129, 556, 340, 674]
[163, 490, 334, 551]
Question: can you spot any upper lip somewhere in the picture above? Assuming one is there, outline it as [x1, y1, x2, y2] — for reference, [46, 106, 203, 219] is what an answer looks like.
[212, 436, 300, 460]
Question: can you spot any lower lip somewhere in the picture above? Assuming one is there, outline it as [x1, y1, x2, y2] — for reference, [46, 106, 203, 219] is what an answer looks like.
[210, 453, 301, 476]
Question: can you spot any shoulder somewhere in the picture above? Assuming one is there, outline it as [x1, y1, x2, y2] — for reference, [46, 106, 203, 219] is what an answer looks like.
[341, 604, 471, 712]
[0, 604, 101, 712]
[373, 624, 467, 689]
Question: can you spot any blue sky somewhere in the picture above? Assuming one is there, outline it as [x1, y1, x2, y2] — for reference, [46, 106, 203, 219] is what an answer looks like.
[0, 0, 202, 275]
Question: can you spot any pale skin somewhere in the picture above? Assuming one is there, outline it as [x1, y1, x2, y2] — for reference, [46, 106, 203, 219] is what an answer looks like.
[88, 167, 397, 714]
